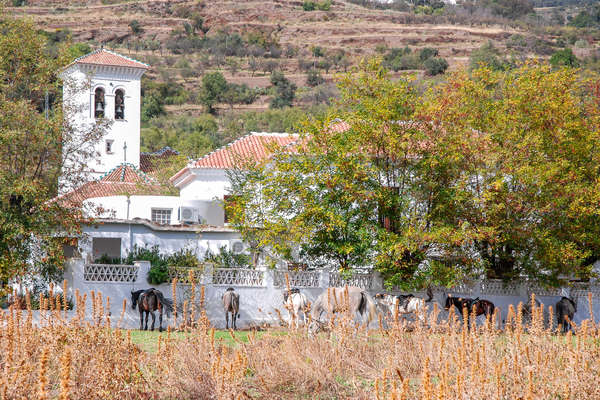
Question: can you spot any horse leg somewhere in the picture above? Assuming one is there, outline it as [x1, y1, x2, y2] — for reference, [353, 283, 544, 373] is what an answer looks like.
[139, 309, 144, 330]
[226, 312, 229, 330]
[144, 311, 149, 331]
[233, 311, 237, 331]
[150, 310, 156, 331]
[159, 307, 163, 333]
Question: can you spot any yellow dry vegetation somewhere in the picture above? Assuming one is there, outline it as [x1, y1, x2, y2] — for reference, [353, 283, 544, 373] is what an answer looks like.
[1, 280, 599, 399]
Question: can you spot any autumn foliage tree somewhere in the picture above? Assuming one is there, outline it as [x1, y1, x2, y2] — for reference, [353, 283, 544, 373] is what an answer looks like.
[228, 59, 600, 289]
[0, 16, 107, 291]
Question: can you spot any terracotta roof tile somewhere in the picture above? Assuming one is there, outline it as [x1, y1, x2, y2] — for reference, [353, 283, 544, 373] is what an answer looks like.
[191, 132, 298, 169]
[68, 49, 149, 69]
[55, 164, 166, 207]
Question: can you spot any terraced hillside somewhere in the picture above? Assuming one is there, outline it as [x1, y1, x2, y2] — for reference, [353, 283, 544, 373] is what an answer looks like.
[9, 0, 518, 70]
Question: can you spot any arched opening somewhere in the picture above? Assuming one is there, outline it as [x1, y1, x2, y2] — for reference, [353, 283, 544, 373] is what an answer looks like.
[94, 87, 105, 119]
[115, 89, 125, 120]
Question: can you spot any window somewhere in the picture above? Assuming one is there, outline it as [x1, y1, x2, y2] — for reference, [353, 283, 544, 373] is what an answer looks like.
[94, 87, 105, 118]
[105, 139, 114, 154]
[92, 237, 121, 261]
[114, 89, 125, 120]
[151, 208, 172, 225]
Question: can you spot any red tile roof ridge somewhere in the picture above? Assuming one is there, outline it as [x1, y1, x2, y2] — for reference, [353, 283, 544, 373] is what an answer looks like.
[63, 48, 150, 71]
[188, 131, 298, 170]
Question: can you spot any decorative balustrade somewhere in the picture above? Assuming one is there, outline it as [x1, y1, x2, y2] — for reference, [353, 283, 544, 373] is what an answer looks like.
[167, 266, 204, 284]
[274, 271, 320, 288]
[84, 264, 138, 282]
[479, 280, 520, 296]
[329, 271, 373, 290]
[212, 268, 264, 287]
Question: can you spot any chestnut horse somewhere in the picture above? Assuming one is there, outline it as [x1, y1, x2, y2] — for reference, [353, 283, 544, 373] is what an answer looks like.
[131, 288, 173, 332]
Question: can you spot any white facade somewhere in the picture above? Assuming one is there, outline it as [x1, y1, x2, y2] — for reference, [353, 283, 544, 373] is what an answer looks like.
[59, 51, 294, 264]
[78, 220, 239, 263]
[83, 195, 226, 227]
[61, 53, 147, 181]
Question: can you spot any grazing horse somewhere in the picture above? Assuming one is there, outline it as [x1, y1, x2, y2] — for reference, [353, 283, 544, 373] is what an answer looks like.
[283, 288, 310, 329]
[223, 288, 240, 330]
[556, 296, 577, 334]
[375, 288, 433, 322]
[131, 288, 173, 332]
[308, 286, 377, 335]
[444, 295, 495, 322]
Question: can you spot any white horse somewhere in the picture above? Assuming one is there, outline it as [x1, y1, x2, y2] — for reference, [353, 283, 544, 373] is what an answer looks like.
[308, 286, 378, 335]
[374, 289, 433, 322]
[283, 289, 310, 329]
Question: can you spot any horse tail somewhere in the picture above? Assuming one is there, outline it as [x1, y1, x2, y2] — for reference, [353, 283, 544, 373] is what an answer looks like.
[155, 290, 173, 318]
[425, 287, 433, 303]
[360, 292, 377, 326]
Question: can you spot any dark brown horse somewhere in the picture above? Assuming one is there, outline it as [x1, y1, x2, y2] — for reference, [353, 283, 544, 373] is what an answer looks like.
[131, 288, 173, 332]
[445, 295, 495, 320]
[556, 296, 577, 334]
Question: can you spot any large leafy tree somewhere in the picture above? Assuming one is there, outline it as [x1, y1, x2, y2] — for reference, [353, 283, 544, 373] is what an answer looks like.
[421, 63, 600, 285]
[229, 59, 600, 288]
[0, 16, 106, 290]
[228, 60, 483, 287]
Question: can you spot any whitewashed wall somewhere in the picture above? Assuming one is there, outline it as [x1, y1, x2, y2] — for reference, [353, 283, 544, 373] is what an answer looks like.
[80, 222, 239, 262]
[61, 258, 600, 330]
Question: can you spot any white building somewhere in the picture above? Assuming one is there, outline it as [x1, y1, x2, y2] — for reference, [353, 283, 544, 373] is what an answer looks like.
[61, 48, 148, 181]
[58, 49, 299, 263]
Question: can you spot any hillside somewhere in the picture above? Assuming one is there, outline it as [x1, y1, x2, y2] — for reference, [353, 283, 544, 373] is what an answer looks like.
[6, 0, 599, 156]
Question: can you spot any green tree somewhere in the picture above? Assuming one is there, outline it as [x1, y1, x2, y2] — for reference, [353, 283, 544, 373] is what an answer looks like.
[199, 71, 228, 114]
[549, 48, 580, 68]
[306, 69, 325, 87]
[129, 20, 143, 35]
[230, 60, 481, 287]
[469, 41, 510, 71]
[423, 57, 448, 75]
[0, 17, 107, 290]
[421, 64, 600, 284]
[270, 71, 297, 109]
[141, 114, 219, 158]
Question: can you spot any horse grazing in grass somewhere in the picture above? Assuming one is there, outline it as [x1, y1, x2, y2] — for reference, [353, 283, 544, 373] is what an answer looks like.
[444, 295, 495, 322]
[223, 287, 240, 330]
[131, 288, 173, 332]
[375, 288, 433, 322]
[308, 286, 378, 335]
[556, 296, 577, 334]
[283, 288, 310, 329]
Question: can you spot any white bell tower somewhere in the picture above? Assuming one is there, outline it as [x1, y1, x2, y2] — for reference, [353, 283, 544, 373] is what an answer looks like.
[60, 49, 149, 183]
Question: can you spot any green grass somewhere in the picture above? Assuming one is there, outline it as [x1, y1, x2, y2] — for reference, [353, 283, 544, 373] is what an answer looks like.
[128, 329, 273, 353]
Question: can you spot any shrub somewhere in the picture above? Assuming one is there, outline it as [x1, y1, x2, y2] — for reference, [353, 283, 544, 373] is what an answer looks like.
[306, 69, 325, 87]
[469, 41, 510, 71]
[270, 71, 297, 109]
[204, 246, 252, 268]
[302, 1, 316, 11]
[424, 57, 449, 76]
[550, 48, 580, 68]
[418, 47, 439, 61]
[129, 20, 143, 35]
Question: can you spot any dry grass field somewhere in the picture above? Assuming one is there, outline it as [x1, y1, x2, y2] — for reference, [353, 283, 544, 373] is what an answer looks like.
[3, 282, 600, 399]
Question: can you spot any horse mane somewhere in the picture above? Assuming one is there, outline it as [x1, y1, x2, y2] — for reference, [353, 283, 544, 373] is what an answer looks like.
[226, 287, 235, 292]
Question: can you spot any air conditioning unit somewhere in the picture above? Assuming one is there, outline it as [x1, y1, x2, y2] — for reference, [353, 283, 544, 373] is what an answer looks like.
[179, 206, 199, 224]
[230, 240, 248, 255]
